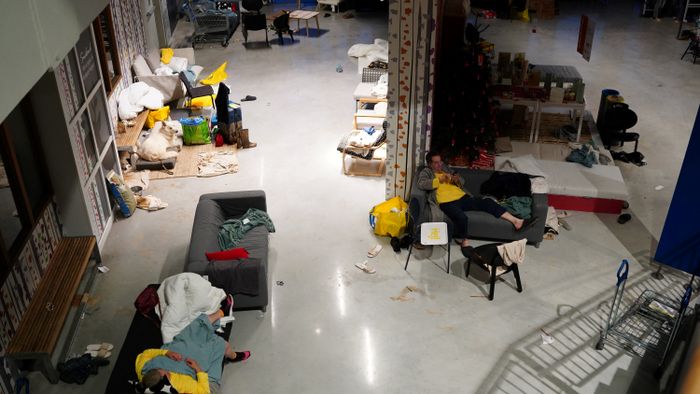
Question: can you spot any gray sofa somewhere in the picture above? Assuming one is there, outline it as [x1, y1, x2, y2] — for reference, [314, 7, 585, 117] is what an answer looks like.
[409, 168, 547, 246]
[186, 191, 269, 311]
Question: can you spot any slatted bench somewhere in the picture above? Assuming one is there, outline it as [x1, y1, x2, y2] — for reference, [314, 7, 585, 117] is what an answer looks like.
[6, 236, 100, 383]
[115, 110, 148, 153]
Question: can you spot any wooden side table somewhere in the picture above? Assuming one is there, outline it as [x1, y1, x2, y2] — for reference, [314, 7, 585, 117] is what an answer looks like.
[289, 10, 320, 36]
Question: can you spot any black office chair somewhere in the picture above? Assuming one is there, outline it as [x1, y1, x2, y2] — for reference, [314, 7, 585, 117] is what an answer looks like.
[465, 243, 523, 301]
[178, 72, 216, 112]
[601, 104, 640, 152]
[272, 11, 294, 45]
[241, 0, 269, 46]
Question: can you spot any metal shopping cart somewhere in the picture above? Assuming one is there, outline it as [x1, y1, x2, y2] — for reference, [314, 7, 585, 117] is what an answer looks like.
[596, 260, 693, 374]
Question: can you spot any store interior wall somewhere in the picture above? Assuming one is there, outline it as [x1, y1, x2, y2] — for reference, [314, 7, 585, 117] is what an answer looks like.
[0, 0, 109, 123]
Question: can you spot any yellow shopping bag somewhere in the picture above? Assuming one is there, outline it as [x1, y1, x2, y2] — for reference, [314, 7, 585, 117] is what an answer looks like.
[369, 196, 408, 237]
[200, 62, 228, 85]
[160, 48, 174, 64]
[146, 106, 170, 129]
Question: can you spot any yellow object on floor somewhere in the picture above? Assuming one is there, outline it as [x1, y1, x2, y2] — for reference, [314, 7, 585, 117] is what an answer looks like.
[146, 106, 170, 129]
[200, 62, 228, 85]
[160, 48, 174, 64]
[190, 95, 215, 108]
[370, 196, 408, 237]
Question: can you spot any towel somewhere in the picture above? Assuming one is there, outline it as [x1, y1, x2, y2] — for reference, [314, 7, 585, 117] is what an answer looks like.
[496, 239, 527, 266]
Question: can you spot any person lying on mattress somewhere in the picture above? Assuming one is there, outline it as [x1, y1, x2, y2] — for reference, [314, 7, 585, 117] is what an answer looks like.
[135, 310, 251, 394]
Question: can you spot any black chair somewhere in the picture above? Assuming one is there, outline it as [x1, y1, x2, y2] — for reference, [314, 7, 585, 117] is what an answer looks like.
[272, 12, 294, 45]
[681, 35, 699, 64]
[178, 72, 216, 112]
[241, 0, 269, 46]
[601, 103, 640, 155]
[465, 243, 523, 301]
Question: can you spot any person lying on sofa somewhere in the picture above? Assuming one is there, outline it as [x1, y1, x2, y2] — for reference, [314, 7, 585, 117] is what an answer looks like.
[417, 151, 536, 256]
[135, 311, 251, 394]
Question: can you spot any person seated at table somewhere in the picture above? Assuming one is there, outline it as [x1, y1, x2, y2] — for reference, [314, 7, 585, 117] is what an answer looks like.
[417, 151, 537, 255]
[135, 311, 250, 394]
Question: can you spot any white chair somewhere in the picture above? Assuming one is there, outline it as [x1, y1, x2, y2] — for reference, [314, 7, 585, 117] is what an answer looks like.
[404, 222, 451, 274]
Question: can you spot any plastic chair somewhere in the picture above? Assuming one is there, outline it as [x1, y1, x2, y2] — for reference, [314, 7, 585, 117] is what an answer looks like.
[465, 243, 523, 301]
[404, 222, 452, 274]
[241, 0, 269, 46]
[178, 72, 216, 112]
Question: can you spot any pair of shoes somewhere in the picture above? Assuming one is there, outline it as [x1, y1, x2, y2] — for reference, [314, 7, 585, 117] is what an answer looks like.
[226, 351, 251, 364]
[240, 95, 256, 102]
[617, 213, 632, 224]
[390, 237, 401, 252]
[355, 260, 376, 274]
[399, 235, 413, 249]
[516, 217, 538, 232]
[84, 343, 113, 359]
[368, 244, 383, 257]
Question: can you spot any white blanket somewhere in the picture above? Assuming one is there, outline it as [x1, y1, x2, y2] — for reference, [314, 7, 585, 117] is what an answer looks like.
[347, 38, 389, 63]
[495, 154, 548, 178]
[118, 82, 165, 120]
[157, 273, 226, 344]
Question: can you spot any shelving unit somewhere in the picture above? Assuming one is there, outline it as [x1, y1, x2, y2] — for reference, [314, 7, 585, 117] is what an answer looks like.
[31, 26, 120, 248]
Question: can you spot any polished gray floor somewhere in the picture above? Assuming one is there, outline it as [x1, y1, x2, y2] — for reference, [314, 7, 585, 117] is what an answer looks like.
[30, 1, 699, 393]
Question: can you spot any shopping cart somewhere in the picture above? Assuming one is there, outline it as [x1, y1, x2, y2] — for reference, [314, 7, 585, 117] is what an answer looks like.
[596, 260, 693, 374]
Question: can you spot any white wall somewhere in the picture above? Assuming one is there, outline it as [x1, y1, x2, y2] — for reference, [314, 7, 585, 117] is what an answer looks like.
[0, 0, 108, 122]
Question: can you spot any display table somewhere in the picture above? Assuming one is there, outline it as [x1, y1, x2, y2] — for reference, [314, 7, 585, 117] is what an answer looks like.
[289, 10, 320, 36]
[534, 99, 586, 143]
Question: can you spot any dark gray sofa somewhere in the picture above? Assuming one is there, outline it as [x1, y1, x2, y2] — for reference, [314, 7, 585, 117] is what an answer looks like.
[186, 191, 269, 311]
[409, 168, 547, 246]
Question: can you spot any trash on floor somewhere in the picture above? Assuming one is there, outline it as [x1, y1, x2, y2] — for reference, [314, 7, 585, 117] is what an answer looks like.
[197, 151, 239, 177]
[276, 281, 284, 286]
[136, 195, 168, 211]
[336, 64, 343, 73]
[97, 266, 110, 273]
[390, 285, 424, 302]
[540, 328, 555, 345]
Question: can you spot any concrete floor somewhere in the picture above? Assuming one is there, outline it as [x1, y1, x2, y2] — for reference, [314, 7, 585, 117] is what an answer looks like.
[30, 1, 700, 393]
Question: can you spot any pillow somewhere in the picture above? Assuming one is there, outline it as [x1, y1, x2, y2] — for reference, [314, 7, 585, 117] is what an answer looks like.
[132, 55, 153, 77]
[206, 248, 250, 261]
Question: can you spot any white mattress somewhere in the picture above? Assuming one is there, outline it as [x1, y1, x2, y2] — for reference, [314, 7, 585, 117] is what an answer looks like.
[494, 156, 629, 201]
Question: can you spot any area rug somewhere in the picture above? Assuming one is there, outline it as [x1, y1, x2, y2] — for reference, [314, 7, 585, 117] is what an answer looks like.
[149, 144, 238, 180]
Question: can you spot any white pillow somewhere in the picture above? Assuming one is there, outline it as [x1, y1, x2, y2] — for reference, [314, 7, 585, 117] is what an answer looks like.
[132, 55, 153, 77]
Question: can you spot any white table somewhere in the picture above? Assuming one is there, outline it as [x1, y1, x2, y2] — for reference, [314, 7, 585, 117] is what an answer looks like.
[533, 99, 586, 143]
[495, 97, 540, 143]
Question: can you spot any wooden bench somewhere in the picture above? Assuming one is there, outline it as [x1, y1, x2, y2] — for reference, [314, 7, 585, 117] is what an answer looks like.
[115, 110, 149, 153]
[6, 236, 100, 383]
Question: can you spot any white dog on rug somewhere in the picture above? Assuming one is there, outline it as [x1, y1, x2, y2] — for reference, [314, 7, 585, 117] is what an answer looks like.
[136, 121, 183, 162]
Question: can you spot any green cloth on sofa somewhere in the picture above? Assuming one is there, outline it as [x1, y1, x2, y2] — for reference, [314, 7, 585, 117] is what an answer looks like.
[218, 208, 275, 250]
[500, 196, 532, 219]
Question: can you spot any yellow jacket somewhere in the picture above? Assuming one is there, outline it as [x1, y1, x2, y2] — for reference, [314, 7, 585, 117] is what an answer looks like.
[135, 349, 210, 394]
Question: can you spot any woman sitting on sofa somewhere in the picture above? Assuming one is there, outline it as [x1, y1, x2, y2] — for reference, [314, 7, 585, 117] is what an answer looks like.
[416, 151, 536, 256]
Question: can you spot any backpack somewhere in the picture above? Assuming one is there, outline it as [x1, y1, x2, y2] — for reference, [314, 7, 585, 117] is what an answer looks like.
[134, 284, 162, 326]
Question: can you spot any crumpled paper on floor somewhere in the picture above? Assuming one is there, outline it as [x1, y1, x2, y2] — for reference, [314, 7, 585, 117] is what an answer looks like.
[198, 151, 239, 177]
[137, 195, 168, 211]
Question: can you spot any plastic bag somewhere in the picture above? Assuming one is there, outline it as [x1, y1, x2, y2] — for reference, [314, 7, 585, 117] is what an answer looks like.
[146, 106, 170, 129]
[180, 116, 211, 145]
[369, 196, 408, 237]
[160, 48, 174, 64]
[106, 170, 136, 217]
[200, 62, 228, 85]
